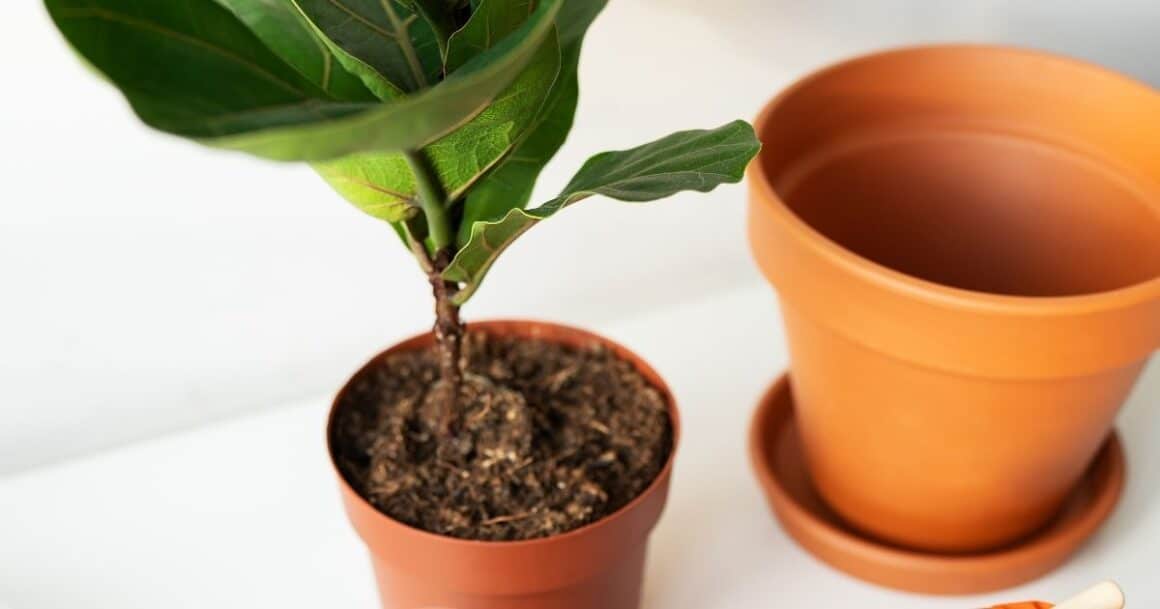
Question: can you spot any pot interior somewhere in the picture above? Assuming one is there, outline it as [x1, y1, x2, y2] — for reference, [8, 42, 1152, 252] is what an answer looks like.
[761, 48, 1160, 297]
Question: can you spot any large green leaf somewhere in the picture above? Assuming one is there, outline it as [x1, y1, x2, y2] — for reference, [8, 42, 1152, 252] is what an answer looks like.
[316, 1, 561, 222]
[287, 1, 404, 100]
[453, 0, 608, 245]
[444, 120, 762, 303]
[455, 43, 576, 245]
[45, 0, 366, 137]
[211, 0, 375, 101]
[427, 2, 561, 199]
[291, 0, 441, 94]
[314, 153, 416, 221]
[407, 0, 465, 56]
[453, 0, 607, 245]
[444, 0, 532, 72]
[207, 0, 561, 160]
[556, 0, 608, 45]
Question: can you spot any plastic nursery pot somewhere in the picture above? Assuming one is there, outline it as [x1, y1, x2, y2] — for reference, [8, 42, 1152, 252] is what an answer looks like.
[748, 45, 1160, 553]
[327, 320, 680, 609]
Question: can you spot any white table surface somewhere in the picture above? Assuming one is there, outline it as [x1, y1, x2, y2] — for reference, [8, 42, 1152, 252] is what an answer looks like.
[2, 282, 1157, 608]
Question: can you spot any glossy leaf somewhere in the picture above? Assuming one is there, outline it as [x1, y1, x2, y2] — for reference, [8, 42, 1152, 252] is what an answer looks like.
[455, 43, 576, 245]
[291, 0, 441, 94]
[288, 1, 405, 100]
[313, 11, 560, 222]
[556, 0, 608, 45]
[314, 153, 416, 221]
[444, 120, 762, 303]
[427, 2, 562, 199]
[45, 0, 365, 138]
[444, 0, 532, 72]
[211, 0, 375, 101]
[407, 0, 464, 55]
[454, 0, 609, 245]
[206, 0, 561, 160]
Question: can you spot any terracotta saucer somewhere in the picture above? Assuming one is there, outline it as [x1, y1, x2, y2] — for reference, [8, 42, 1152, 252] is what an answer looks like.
[748, 373, 1125, 595]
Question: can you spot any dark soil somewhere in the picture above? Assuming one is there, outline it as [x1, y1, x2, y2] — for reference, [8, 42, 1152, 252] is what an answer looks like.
[331, 330, 673, 541]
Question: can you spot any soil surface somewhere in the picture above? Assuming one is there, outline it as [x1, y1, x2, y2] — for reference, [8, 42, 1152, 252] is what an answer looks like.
[331, 330, 673, 541]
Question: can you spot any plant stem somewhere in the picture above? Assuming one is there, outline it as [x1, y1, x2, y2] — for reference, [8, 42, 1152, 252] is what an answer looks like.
[403, 149, 453, 251]
[403, 149, 463, 429]
[379, 0, 429, 90]
[429, 249, 463, 416]
[401, 218, 434, 273]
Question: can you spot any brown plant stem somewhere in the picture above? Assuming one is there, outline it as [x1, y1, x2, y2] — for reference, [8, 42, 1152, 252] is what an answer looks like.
[429, 247, 464, 429]
[402, 148, 463, 432]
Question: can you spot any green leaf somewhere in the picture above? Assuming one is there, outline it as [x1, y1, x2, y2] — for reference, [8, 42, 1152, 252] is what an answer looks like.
[290, 0, 441, 94]
[287, 1, 405, 100]
[444, 120, 762, 303]
[211, 0, 375, 101]
[453, 0, 607, 245]
[444, 0, 532, 72]
[407, 0, 463, 56]
[313, 153, 416, 221]
[45, 0, 365, 138]
[310, 0, 560, 219]
[313, 31, 558, 223]
[555, 0, 607, 45]
[206, 0, 562, 160]
[427, 9, 562, 200]
[455, 43, 576, 245]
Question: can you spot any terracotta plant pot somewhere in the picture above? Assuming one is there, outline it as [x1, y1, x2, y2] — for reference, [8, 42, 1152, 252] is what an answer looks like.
[749, 374, 1125, 594]
[328, 320, 679, 609]
[748, 46, 1160, 553]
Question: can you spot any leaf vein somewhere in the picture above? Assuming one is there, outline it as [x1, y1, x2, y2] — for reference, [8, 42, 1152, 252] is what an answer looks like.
[55, 7, 309, 97]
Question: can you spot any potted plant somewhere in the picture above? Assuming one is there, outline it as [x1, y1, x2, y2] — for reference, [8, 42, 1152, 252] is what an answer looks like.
[747, 45, 1159, 561]
[45, 0, 760, 607]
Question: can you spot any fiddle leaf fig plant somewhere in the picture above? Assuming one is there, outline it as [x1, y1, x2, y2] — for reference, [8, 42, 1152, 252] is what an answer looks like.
[46, 0, 761, 410]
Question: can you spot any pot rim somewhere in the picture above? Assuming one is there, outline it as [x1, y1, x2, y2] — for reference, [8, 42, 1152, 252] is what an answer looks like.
[750, 43, 1160, 318]
[325, 317, 681, 550]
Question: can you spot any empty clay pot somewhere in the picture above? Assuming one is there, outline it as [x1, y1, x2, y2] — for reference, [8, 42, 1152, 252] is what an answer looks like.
[328, 320, 679, 609]
[748, 46, 1160, 553]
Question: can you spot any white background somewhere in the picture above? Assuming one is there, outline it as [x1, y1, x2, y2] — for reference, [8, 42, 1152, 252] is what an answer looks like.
[2, 0, 1159, 607]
